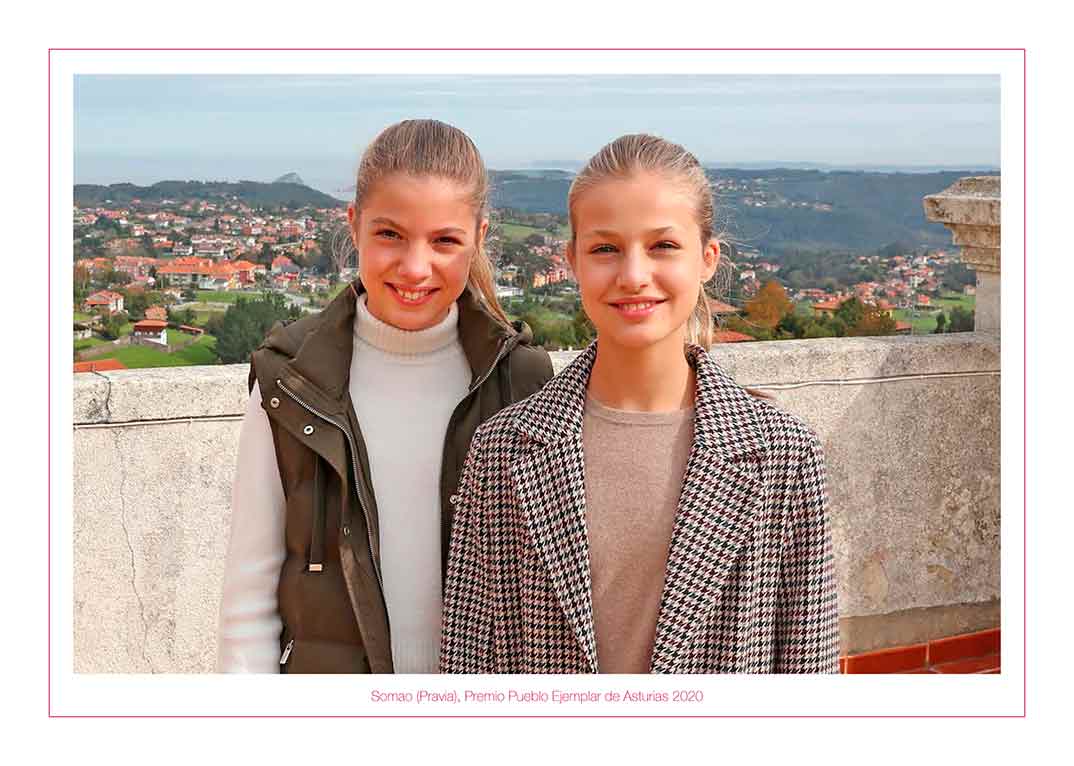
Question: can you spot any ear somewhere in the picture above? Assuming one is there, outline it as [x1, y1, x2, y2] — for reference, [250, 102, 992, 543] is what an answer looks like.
[346, 203, 360, 251]
[565, 239, 577, 273]
[701, 238, 720, 282]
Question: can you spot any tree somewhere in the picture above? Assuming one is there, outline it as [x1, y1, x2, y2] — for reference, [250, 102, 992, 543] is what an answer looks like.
[744, 280, 793, 330]
[569, 305, 596, 347]
[776, 310, 806, 339]
[98, 311, 129, 340]
[258, 243, 274, 266]
[102, 269, 132, 287]
[948, 306, 975, 332]
[124, 290, 149, 321]
[848, 304, 897, 337]
[74, 265, 92, 305]
[934, 312, 947, 333]
[834, 296, 866, 328]
[212, 293, 303, 363]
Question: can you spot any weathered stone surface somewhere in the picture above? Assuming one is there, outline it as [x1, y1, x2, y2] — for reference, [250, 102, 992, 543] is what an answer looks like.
[71, 332, 1001, 671]
[923, 176, 1001, 227]
[553, 333, 999, 384]
[950, 224, 1000, 249]
[74, 420, 238, 672]
[74, 364, 250, 424]
[976, 272, 1001, 334]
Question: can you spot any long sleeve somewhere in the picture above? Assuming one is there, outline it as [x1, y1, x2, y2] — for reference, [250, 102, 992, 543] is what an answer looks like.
[773, 434, 840, 673]
[440, 430, 496, 673]
[216, 380, 287, 673]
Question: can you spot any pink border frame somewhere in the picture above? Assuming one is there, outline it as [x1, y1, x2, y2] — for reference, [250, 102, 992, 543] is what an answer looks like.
[48, 47, 1022, 717]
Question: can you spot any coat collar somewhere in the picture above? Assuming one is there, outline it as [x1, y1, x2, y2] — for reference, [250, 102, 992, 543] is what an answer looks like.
[281, 278, 521, 414]
[512, 341, 767, 460]
[510, 340, 768, 673]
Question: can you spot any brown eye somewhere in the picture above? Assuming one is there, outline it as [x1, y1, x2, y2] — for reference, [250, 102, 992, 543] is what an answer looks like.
[375, 229, 400, 239]
[591, 244, 617, 254]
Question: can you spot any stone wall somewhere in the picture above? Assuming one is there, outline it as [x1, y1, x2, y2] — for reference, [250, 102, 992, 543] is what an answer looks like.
[72, 332, 1001, 671]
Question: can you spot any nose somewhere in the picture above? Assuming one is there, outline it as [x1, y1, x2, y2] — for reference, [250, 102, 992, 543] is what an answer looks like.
[616, 246, 651, 292]
[396, 243, 434, 282]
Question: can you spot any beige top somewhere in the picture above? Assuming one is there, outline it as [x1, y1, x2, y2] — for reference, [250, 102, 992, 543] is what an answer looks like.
[582, 394, 696, 673]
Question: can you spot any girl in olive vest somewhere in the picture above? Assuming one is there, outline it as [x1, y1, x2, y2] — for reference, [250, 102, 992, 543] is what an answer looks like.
[217, 119, 553, 673]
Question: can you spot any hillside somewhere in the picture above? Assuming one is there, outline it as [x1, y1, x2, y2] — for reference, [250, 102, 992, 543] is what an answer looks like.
[74, 179, 344, 210]
[489, 168, 998, 255]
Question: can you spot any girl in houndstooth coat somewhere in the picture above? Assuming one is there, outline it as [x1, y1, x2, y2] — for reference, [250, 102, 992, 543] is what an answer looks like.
[441, 134, 839, 674]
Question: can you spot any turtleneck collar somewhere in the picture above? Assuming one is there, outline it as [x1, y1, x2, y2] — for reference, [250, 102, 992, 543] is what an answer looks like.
[354, 292, 460, 356]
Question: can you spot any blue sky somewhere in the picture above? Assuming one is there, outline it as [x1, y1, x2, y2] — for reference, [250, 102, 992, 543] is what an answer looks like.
[74, 74, 1000, 194]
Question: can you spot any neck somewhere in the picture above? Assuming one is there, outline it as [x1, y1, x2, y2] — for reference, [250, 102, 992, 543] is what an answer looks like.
[587, 333, 695, 412]
[354, 293, 459, 356]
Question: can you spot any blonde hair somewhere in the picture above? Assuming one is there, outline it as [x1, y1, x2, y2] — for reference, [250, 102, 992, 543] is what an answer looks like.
[343, 119, 510, 326]
[567, 133, 723, 348]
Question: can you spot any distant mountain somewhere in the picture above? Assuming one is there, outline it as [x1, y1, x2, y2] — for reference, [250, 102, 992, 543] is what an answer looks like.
[73, 180, 344, 210]
[487, 167, 998, 255]
[273, 172, 305, 185]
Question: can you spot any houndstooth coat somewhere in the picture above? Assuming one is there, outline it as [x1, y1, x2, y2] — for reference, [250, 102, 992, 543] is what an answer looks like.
[440, 342, 839, 674]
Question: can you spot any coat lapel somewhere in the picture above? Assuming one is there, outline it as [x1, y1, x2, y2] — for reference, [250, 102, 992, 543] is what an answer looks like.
[510, 342, 768, 675]
[512, 344, 599, 672]
[650, 345, 767, 673]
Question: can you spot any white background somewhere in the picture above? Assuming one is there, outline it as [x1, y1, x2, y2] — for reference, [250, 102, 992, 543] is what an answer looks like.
[8, 0, 1066, 760]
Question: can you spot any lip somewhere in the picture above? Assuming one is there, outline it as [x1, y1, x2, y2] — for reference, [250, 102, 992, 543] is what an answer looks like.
[607, 297, 666, 320]
[387, 283, 439, 307]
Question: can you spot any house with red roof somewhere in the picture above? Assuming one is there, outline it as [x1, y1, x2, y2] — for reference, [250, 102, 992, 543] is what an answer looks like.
[83, 290, 125, 315]
[131, 319, 168, 346]
[145, 305, 168, 321]
[271, 255, 298, 274]
[229, 259, 266, 285]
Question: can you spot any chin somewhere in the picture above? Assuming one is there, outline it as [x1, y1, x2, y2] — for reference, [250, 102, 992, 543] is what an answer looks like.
[596, 325, 679, 351]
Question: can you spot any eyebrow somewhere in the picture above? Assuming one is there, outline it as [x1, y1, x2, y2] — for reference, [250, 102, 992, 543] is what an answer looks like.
[368, 217, 468, 237]
[368, 216, 403, 230]
[583, 226, 679, 238]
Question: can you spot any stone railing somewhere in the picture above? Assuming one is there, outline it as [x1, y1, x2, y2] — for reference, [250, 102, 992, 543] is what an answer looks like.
[73, 332, 1000, 672]
[72, 176, 1003, 672]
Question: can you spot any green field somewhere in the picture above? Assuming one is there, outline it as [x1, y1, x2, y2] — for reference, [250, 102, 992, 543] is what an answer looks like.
[73, 311, 94, 323]
[893, 308, 942, 334]
[498, 221, 572, 243]
[195, 290, 266, 303]
[893, 292, 976, 334]
[934, 292, 976, 311]
[87, 335, 218, 369]
[74, 336, 111, 351]
[172, 335, 218, 365]
[168, 329, 197, 344]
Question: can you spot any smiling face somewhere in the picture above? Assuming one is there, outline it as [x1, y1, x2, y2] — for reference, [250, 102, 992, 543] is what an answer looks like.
[567, 171, 719, 354]
[348, 173, 487, 331]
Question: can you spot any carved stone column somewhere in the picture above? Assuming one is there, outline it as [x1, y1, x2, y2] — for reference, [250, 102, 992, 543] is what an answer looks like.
[923, 176, 1001, 334]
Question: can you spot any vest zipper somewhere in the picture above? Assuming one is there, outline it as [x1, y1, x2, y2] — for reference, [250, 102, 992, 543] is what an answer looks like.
[468, 338, 512, 396]
[279, 638, 294, 665]
[275, 378, 384, 594]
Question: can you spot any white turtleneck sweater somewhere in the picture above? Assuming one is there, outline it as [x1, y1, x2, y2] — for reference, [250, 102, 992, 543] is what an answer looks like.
[216, 294, 472, 673]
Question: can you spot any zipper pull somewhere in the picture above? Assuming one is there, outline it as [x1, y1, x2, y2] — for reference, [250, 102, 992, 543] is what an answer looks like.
[279, 638, 294, 665]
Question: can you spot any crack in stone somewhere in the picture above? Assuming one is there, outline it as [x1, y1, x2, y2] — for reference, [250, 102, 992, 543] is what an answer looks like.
[92, 371, 113, 422]
[113, 428, 154, 672]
